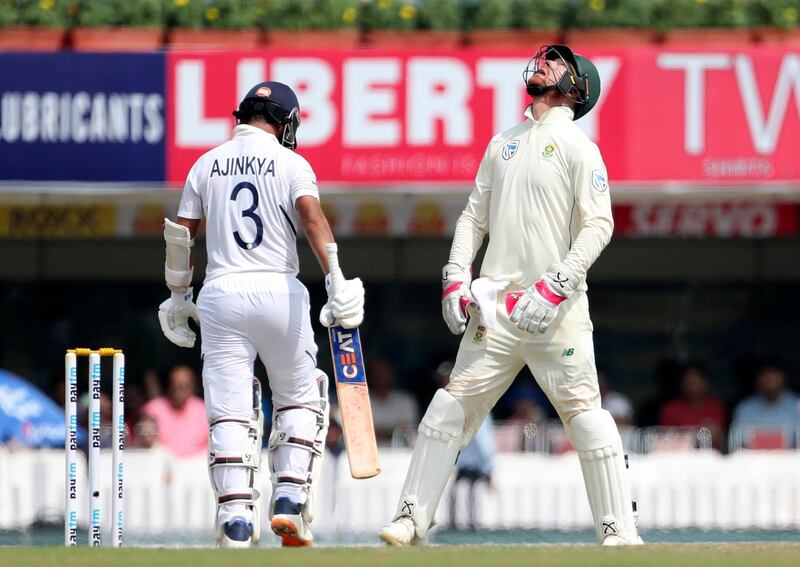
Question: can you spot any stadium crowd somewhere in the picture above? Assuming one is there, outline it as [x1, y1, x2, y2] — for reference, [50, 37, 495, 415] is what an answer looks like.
[2, 354, 797, 457]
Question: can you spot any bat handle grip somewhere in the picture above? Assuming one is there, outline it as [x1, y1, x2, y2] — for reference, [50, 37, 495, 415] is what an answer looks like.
[325, 242, 345, 295]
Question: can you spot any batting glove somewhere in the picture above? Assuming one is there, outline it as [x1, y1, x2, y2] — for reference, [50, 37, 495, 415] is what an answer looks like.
[158, 287, 200, 348]
[508, 264, 579, 334]
[320, 276, 365, 329]
[441, 263, 475, 335]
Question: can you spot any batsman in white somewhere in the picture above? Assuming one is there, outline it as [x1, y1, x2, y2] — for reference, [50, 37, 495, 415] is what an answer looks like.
[158, 81, 364, 548]
[380, 45, 642, 546]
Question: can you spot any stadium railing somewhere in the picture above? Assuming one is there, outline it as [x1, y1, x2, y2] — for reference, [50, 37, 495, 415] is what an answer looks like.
[391, 422, 730, 454]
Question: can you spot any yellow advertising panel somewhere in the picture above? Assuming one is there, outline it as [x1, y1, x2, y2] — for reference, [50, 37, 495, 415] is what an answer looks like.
[0, 205, 116, 238]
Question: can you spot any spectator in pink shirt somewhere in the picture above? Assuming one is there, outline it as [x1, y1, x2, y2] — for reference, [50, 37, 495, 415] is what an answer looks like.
[141, 365, 207, 457]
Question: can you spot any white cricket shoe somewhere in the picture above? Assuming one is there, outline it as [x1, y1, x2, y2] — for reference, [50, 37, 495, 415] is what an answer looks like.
[271, 497, 313, 547]
[217, 517, 254, 548]
[602, 534, 644, 546]
[379, 517, 419, 546]
[601, 535, 625, 546]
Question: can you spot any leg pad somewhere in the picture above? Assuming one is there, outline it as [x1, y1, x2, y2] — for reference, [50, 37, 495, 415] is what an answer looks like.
[568, 409, 640, 544]
[393, 389, 465, 540]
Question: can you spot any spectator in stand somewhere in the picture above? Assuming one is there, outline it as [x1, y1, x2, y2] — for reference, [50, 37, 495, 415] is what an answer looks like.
[507, 397, 546, 428]
[142, 367, 163, 401]
[123, 381, 148, 448]
[368, 357, 419, 445]
[659, 363, 726, 449]
[599, 370, 634, 427]
[134, 414, 160, 449]
[637, 359, 682, 428]
[498, 386, 546, 452]
[456, 415, 495, 486]
[730, 364, 800, 449]
[131, 414, 173, 485]
[451, 413, 496, 530]
[141, 365, 207, 457]
[599, 370, 636, 450]
[50, 378, 65, 410]
[120, 368, 162, 448]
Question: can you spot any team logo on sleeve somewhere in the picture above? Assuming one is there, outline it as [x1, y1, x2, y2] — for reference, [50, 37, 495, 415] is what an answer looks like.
[502, 140, 520, 160]
[592, 170, 609, 193]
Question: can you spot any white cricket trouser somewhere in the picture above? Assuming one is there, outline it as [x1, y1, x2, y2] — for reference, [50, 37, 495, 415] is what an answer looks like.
[448, 289, 601, 445]
[197, 272, 320, 524]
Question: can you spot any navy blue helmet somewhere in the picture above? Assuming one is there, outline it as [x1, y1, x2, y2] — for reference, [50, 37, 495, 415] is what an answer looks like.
[233, 81, 301, 150]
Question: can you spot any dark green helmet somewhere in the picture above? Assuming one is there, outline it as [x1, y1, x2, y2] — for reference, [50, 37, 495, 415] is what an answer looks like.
[524, 44, 601, 121]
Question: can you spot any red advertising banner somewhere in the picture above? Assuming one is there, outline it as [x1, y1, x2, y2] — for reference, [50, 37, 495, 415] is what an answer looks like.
[166, 47, 800, 188]
[614, 202, 798, 238]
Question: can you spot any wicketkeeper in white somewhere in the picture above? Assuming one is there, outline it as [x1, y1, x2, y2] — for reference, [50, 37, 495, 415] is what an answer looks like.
[158, 81, 364, 548]
[381, 45, 642, 546]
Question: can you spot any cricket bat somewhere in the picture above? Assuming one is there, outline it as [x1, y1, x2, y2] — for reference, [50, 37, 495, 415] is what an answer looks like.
[325, 243, 381, 479]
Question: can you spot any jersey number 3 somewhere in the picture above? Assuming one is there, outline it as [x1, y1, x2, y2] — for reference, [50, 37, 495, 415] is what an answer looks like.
[230, 181, 264, 250]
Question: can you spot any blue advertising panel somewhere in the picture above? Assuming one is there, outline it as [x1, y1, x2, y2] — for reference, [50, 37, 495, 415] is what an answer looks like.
[0, 53, 165, 182]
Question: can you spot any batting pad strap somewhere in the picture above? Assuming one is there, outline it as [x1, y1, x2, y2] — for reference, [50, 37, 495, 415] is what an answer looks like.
[210, 416, 258, 432]
[217, 488, 259, 506]
[275, 404, 324, 418]
[270, 471, 309, 486]
[268, 428, 322, 457]
[209, 449, 260, 470]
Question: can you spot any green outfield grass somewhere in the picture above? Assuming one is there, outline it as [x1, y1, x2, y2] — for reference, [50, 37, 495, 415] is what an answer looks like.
[3, 544, 800, 567]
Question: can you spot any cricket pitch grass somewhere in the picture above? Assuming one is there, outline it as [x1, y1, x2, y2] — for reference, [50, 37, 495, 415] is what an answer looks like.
[4, 543, 800, 567]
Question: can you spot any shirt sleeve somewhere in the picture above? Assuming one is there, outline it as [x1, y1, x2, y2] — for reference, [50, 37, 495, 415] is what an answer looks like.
[561, 141, 614, 281]
[177, 159, 204, 219]
[290, 155, 320, 205]
[447, 139, 494, 270]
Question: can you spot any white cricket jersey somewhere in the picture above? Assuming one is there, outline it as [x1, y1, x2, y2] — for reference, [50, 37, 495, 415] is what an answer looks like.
[450, 105, 614, 290]
[178, 125, 319, 284]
